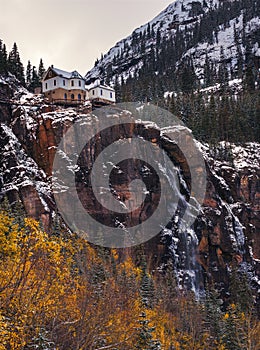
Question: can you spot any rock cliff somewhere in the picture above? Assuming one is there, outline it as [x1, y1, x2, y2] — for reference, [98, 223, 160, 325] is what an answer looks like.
[0, 82, 259, 301]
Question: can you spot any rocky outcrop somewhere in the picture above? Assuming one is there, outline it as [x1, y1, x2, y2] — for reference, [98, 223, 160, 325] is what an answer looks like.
[0, 122, 54, 230]
[194, 144, 260, 297]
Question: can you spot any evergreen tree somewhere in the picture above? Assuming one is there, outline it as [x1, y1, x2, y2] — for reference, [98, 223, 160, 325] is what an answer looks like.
[0, 40, 8, 75]
[134, 255, 161, 349]
[140, 268, 155, 309]
[177, 59, 197, 93]
[203, 287, 224, 348]
[51, 212, 64, 237]
[26, 60, 32, 87]
[135, 311, 161, 350]
[229, 267, 254, 314]
[12, 200, 26, 228]
[114, 75, 122, 102]
[30, 65, 40, 91]
[0, 196, 12, 215]
[218, 46, 229, 90]
[146, 23, 151, 39]
[222, 304, 247, 350]
[204, 54, 214, 87]
[8, 42, 25, 84]
[243, 64, 255, 92]
[38, 58, 45, 81]
[156, 29, 161, 47]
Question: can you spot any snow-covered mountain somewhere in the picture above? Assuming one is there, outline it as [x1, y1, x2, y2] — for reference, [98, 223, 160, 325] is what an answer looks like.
[85, 0, 260, 91]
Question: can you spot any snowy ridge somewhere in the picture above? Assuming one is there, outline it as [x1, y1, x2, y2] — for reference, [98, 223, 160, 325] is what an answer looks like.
[85, 0, 221, 83]
[85, 0, 260, 93]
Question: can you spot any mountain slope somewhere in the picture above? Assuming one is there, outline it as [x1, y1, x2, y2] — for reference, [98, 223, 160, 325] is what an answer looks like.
[85, 0, 260, 94]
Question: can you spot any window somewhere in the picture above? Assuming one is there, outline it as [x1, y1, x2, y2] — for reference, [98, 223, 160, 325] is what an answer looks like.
[63, 80, 66, 86]
[100, 89, 103, 96]
[45, 83, 48, 89]
[78, 80, 81, 87]
[78, 94, 81, 100]
[110, 92, 113, 98]
[92, 90, 95, 95]
[64, 93, 67, 100]
[71, 80, 74, 87]
[71, 94, 74, 100]
[54, 79, 56, 86]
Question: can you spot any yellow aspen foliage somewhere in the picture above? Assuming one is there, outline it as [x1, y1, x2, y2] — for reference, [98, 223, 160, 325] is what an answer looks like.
[111, 248, 119, 261]
[119, 256, 142, 278]
[0, 210, 258, 349]
[0, 211, 77, 348]
[0, 212, 19, 258]
[148, 307, 180, 349]
[224, 313, 229, 319]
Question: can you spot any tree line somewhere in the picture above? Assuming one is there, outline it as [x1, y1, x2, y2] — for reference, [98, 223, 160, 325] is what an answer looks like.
[167, 89, 260, 144]
[0, 39, 45, 92]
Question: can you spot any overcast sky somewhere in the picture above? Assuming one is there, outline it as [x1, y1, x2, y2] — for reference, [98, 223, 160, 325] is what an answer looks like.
[0, 0, 172, 75]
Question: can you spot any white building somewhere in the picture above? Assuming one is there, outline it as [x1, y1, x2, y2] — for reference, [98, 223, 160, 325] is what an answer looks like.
[42, 66, 87, 104]
[87, 80, 116, 105]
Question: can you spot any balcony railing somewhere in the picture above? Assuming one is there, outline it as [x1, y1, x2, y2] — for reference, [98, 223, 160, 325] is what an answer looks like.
[50, 98, 84, 106]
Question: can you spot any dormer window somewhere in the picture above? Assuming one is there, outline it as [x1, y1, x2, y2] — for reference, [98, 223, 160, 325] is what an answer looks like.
[71, 80, 74, 87]
[63, 80, 66, 86]
[78, 80, 81, 87]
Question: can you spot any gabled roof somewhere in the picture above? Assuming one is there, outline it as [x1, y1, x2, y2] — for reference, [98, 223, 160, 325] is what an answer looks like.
[98, 84, 115, 92]
[71, 70, 83, 79]
[86, 79, 115, 92]
[43, 66, 85, 80]
[52, 67, 72, 79]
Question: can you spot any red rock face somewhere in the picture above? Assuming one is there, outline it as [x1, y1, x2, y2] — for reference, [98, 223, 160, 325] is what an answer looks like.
[20, 185, 51, 229]
[1, 99, 259, 296]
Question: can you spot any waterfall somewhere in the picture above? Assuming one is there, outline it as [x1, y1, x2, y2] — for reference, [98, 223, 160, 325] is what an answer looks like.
[160, 155, 204, 298]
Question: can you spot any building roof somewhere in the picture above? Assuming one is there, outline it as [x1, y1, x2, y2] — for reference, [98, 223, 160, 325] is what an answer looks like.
[86, 79, 115, 92]
[44, 66, 85, 80]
